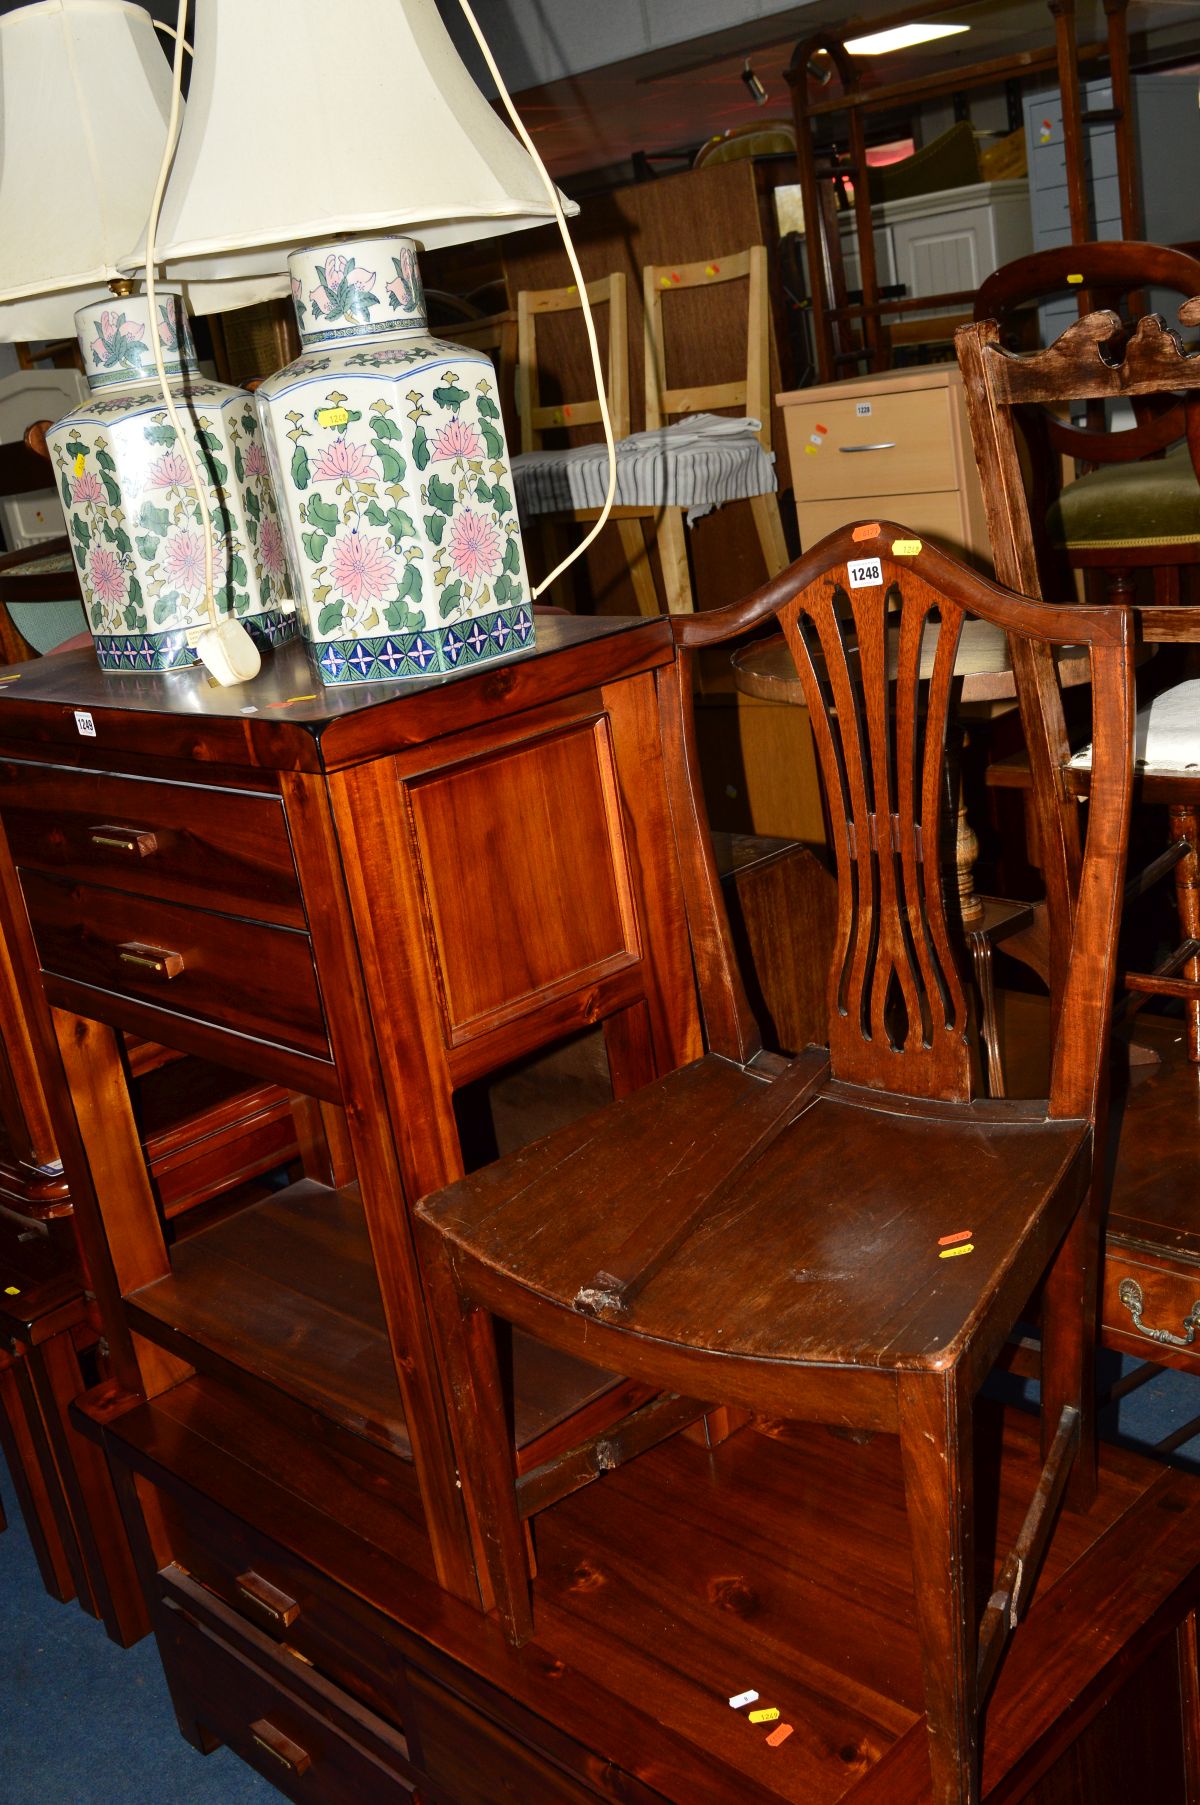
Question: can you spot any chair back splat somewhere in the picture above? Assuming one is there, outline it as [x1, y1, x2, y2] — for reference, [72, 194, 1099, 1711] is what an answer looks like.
[668, 523, 1133, 1120]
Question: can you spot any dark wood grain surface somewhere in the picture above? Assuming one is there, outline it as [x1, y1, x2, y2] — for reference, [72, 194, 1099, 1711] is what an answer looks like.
[97, 1381, 1200, 1805]
[0, 616, 666, 774]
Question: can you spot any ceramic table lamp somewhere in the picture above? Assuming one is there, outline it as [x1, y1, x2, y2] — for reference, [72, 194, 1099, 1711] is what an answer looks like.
[47, 289, 295, 670]
[134, 0, 577, 685]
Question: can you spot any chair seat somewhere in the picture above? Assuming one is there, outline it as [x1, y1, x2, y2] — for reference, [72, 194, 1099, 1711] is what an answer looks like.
[512, 413, 776, 525]
[1070, 677, 1200, 775]
[1048, 442, 1200, 550]
[419, 1048, 1090, 1379]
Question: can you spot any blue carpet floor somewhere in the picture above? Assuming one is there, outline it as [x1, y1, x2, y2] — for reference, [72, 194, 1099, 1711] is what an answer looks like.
[0, 1462, 274, 1805]
[2, 1360, 1198, 1804]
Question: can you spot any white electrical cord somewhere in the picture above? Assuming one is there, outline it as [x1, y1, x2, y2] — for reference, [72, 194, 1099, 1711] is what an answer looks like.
[454, 0, 617, 600]
[143, 0, 260, 684]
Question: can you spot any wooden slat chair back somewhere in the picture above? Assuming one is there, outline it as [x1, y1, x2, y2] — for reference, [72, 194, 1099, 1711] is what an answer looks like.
[516, 272, 630, 453]
[513, 272, 661, 614]
[415, 523, 1134, 1805]
[958, 306, 1200, 1057]
[639, 246, 790, 610]
[972, 242, 1200, 612]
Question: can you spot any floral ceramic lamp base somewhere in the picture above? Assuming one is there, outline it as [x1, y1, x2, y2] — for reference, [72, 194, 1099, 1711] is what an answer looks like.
[256, 235, 534, 685]
[47, 291, 296, 673]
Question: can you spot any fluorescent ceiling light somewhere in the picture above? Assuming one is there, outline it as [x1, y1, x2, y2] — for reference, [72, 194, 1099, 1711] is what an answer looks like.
[844, 22, 970, 54]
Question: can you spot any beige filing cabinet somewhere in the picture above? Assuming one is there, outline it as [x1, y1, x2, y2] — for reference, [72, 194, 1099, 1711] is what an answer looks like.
[780, 363, 992, 566]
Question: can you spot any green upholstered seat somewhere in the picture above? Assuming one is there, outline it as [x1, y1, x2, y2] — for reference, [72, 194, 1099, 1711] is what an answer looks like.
[1047, 441, 1200, 550]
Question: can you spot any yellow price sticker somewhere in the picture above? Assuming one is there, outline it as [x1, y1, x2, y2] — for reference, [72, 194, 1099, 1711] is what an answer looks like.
[73, 451, 86, 478]
[891, 538, 922, 556]
[1067, 273, 1084, 284]
[3, 1284, 20, 1295]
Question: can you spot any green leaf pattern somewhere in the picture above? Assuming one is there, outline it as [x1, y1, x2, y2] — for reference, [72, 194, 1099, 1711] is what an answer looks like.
[49, 390, 285, 639]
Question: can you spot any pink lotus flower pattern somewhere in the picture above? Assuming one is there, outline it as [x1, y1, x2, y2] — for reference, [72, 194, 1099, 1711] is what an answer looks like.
[258, 514, 286, 578]
[88, 545, 125, 606]
[328, 532, 394, 607]
[163, 527, 209, 597]
[447, 510, 503, 586]
[89, 309, 146, 371]
[311, 438, 377, 482]
[386, 246, 420, 316]
[147, 448, 193, 490]
[71, 470, 104, 505]
[243, 440, 270, 479]
[430, 419, 483, 462]
[309, 253, 379, 324]
[157, 307, 181, 351]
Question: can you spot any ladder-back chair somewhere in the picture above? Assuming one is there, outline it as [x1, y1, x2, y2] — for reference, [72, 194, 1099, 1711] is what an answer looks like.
[511, 272, 660, 616]
[415, 523, 1133, 1805]
[958, 306, 1200, 1059]
[641, 246, 790, 612]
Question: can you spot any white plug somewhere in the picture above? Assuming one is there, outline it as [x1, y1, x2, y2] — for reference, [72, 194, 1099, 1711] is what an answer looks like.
[191, 616, 261, 685]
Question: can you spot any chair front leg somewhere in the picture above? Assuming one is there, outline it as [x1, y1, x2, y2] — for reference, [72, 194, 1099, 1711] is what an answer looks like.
[415, 1229, 535, 1643]
[898, 1369, 979, 1805]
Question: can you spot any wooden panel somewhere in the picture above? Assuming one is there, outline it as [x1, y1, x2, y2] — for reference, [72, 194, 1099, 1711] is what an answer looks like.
[0, 761, 304, 928]
[156, 1590, 419, 1803]
[795, 489, 973, 563]
[783, 384, 958, 502]
[407, 719, 640, 1043]
[20, 871, 329, 1062]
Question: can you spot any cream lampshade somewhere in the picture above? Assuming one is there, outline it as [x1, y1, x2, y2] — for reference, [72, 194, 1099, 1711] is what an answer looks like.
[126, 0, 576, 306]
[0, 0, 173, 338]
[130, 0, 577, 689]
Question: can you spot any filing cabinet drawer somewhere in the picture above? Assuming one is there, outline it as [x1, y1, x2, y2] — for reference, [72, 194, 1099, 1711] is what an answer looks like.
[795, 489, 972, 561]
[20, 869, 329, 1061]
[157, 1584, 418, 1805]
[1102, 1244, 1200, 1374]
[0, 761, 305, 928]
[783, 384, 958, 501]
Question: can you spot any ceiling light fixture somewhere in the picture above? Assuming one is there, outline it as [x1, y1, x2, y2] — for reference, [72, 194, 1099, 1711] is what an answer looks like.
[844, 22, 970, 55]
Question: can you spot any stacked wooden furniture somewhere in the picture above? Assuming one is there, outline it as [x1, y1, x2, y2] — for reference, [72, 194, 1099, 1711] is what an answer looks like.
[787, 0, 1143, 380]
[2, 614, 1200, 1801]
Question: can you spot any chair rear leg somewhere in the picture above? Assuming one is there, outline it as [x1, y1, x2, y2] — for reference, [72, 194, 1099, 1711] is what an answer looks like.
[749, 491, 790, 576]
[1168, 804, 1200, 1063]
[1040, 1198, 1097, 1510]
[898, 1370, 979, 1805]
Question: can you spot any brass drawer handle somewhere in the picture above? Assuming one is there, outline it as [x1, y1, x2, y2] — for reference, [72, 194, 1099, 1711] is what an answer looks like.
[1117, 1277, 1200, 1348]
[117, 941, 184, 980]
[89, 825, 158, 857]
[250, 1718, 312, 1777]
[235, 1568, 301, 1631]
[838, 442, 897, 453]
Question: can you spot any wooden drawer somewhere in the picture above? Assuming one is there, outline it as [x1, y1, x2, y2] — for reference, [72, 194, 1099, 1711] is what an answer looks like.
[20, 869, 329, 1062]
[795, 489, 972, 561]
[408, 1671, 600, 1805]
[783, 384, 958, 501]
[161, 1490, 406, 1725]
[157, 1581, 418, 1805]
[1102, 1243, 1200, 1375]
[0, 761, 305, 929]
